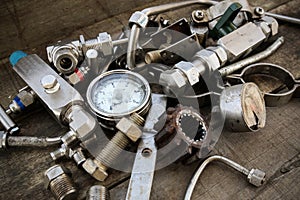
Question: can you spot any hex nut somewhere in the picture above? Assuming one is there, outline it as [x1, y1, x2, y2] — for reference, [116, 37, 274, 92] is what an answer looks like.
[206, 46, 228, 66]
[82, 159, 108, 181]
[159, 69, 187, 89]
[175, 61, 199, 86]
[259, 22, 271, 40]
[116, 117, 142, 142]
[44, 165, 67, 189]
[129, 11, 149, 28]
[261, 16, 278, 36]
[247, 168, 266, 187]
[194, 49, 220, 71]
[69, 109, 96, 139]
[41, 75, 58, 89]
[68, 72, 81, 85]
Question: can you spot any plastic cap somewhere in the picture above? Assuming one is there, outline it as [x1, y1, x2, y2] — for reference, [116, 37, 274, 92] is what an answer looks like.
[9, 51, 28, 67]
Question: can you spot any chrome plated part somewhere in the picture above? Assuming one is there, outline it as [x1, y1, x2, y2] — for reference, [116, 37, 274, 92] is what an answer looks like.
[220, 83, 266, 132]
[127, 0, 218, 69]
[126, 94, 167, 200]
[265, 12, 300, 25]
[227, 63, 300, 106]
[219, 36, 284, 76]
[13, 54, 84, 121]
[184, 155, 266, 200]
[86, 70, 151, 126]
[0, 105, 19, 134]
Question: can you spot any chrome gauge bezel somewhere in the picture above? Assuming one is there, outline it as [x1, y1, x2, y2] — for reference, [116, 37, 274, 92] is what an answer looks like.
[86, 70, 151, 123]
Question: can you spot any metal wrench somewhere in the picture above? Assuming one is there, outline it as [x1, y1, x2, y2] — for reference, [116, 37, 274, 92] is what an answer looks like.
[126, 94, 167, 200]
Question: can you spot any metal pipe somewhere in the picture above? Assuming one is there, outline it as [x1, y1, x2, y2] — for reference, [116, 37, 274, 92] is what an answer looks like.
[265, 12, 300, 25]
[184, 155, 266, 200]
[219, 36, 284, 77]
[112, 38, 128, 46]
[0, 105, 19, 134]
[126, 0, 218, 69]
[7, 136, 61, 147]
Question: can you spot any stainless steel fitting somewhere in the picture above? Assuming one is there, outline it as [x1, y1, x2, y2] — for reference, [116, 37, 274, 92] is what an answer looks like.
[44, 165, 77, 200]
[61, 130, 78, 146]
[41, 74, 60, 94]
[7, 90, 35, 113]
[47, 41, 81, 74]
[0, 105, 19, 134]
[247, 168, 266, 187]
[184, 155, 266, 200]
[220, 83, 266, 132]
[86, 185, 110, 200]
[86, 113, 144, 181]
[50, 144, 69, 161]
[129, 11, 149, 28]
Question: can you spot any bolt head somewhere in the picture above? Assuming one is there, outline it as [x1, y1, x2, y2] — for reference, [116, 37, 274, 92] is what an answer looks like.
[41, 75, 58, 89]
[44, 165, 66, 188]
[255, 7, 265, 16]
[116, 117, 142, 142]
[195, 10, 204, 19]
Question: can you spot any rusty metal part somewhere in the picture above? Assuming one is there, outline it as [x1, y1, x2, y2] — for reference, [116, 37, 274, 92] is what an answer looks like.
[44, 165, 77, 200]
[164, 105, 208, 153]
[92, 113, 145, 181]
[86, 185, 110, 200]
[184, 155, 266, 200]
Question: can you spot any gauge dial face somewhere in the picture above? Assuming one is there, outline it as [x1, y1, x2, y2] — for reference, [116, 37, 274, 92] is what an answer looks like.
[87, 70, 151, 118]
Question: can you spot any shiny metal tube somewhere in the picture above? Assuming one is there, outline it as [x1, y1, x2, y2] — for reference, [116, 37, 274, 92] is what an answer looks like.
[184, 155, 249, 200]
[0, 105, 19, 134]
[112, 38, 128, 46]
[219, 36, 284, 77]
[265, 12, 300, 25]
[7, 136, 61, 147]
[126, 0, 218, 69]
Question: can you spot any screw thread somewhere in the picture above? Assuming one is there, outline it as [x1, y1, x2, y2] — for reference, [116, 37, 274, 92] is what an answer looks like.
[95, 113, 144, 170]
[86, 185, 110, 200]
[49, 174, 77, 200]
[130, 113, 145, 127]
[96, 132, 130, 167]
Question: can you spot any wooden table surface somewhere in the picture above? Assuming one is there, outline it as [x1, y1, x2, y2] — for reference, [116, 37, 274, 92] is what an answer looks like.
[0, 0, 299, 199]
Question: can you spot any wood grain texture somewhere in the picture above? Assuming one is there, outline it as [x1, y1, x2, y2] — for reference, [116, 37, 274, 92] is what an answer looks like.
[0, 0, 299, 200]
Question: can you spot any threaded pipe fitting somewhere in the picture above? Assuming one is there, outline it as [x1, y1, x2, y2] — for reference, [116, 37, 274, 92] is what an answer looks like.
[95, 113, 144, 176]
[96, 131, 130, 167]
[130, 113, 145, 127]
[49, 174, 77, 200]
[86, 185, 110, 200]
[44, 165, 77, 200]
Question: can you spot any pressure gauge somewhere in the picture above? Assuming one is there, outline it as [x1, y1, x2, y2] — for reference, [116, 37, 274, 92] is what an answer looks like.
[86, 70, 151, 127]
